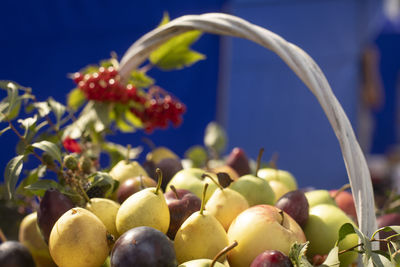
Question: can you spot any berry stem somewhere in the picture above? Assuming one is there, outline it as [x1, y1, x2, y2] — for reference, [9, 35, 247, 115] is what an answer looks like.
[255, 147, 264, 176]
[200, 183, 209, 215]
[155, 168, 162, 195]
[202, 173, 223, 190]
[78, 182, 91, 204]
[211, 241, 238, 267]
[170, 185, 180, 199]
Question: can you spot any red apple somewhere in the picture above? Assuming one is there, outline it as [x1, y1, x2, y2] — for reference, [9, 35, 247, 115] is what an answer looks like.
[250, 250, 293, 267]
[164, 187, 201, 239]
[329, 190, 357, 223]
[117, 176, 157, 204]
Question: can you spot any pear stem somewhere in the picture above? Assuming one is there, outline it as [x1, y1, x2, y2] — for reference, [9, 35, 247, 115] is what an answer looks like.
[0, 228, 7, 243]
[210, 241, 238, 267]
[202, 173, 223, 190]
[269, 152, 279, 169]
[155, 168, 162, 195]
[332, 184, 351, 200]
[139, 175, 145, 189]
[200, 183, 209, 215]
[125, 144, 131, 163]
[170, 185, 180, 199]
[255, 148, 265, 176]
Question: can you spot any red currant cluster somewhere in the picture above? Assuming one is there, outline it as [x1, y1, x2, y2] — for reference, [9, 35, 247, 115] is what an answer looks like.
[72, 67, 146, 104]
[72, 67, 186, 133]
[132, 94, 186, 133]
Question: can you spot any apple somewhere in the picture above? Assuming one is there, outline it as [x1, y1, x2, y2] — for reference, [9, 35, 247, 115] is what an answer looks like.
[304, 189, 336, 208]
[303, 204, 358, 267]
[117, 176, 157, 203]
[257, 168, 297, 191]
[165, 168, 218, 202]
[226, 205, 306, 267]
[250, 250, 293, 267]
[164, 187, 202, 239]
[329, 189, 357, 223]
[230, 175, 275, 206]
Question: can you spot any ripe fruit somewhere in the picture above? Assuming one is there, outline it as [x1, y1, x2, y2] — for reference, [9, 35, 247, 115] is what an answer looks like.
[229, 175, 275, 206]
[329, 189, 357, 222]
[37, 188, 74, 243]
[49, 207, 110, 267]
[275, 190, 309, 227]
[225, 147, 251, 176]
[304, 189, 336, 208]
[155, 158, 183, 190]
[257, 168, 297, 191]
[116, 169, 170, 235]
[19, 212, 56, 267]
[227, 205, 306, 267]
[250, 250, 293, 267]
[0, 241, 35, 267]
[376, 213, 400, 250]
[269, 180, 291, 203]
[109, 160, 148, 187]
[110, 226, 177, 267]
[117, 176, 157, 203]
[303, 204, 358, 267]
[174, 184, 229, 263]
[85, 198, 121, 238]
[164, 186, 201, 240]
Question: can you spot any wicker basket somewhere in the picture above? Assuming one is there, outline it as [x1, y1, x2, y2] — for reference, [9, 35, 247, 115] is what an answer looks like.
[118, 13, 377, 238]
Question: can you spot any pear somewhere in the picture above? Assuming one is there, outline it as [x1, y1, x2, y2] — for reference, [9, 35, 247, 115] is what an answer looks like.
[174, 184, 229, 264]
[229, 175, 275, 206]
[257, 168, 297, 191]
[109, 160, 148, 185]
[49, 207, 110, 267]
[116, 169, 170, 235]
[146, 146, 179, 165]
[19, 212, 57, 267]
[85, 198, 120, 238]
[204, 174, 249, 230]
[178, 259, 225, 267]
[305, 189, 336, 208]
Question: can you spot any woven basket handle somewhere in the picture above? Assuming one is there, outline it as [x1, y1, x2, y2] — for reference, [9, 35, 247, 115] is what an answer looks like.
[118, 13, 377, 237]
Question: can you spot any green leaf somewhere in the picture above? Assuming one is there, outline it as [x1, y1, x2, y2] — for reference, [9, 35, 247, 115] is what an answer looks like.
[0, 126, 11, 136]
[0, 80, 30, 91]
[337, 223, 357, 244]
[289, 242, 313, 267]
[4, 155, 24, 199]
[48, 97, 66, 129]
[102, 142, 142, 168]
[185, 145, 208, 168]
[4, 84, 22, 120]
[33, 101, 51, 117]
[24, 179, 79, 198]
[149, 29, 205, 70]
[18, 115, 37, 138]
[31, 140, 62, 163]
[93, 102, 110, 127]
[204, 121, 227, 157]
[67, 88, 86, 110]
[125, 110, 143, 128]
[86, 172, 117, 198]
[320, 246, 340, 267]
[16, 165, 46, 196]
[129, 71, 155, 89]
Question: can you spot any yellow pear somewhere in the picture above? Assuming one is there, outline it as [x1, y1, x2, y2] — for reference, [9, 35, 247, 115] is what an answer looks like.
[146, 146, 179, 164]
[109, 160, 148, 185]
[257, 168, 297, 191]
[85, 198, 120, 238]
[174, 184, 229, 264]
[269, 180, 291, 203]
[204, 174, 249, 231]
[116, 169, 170, 235]
[19, 212, 57, 267]
[49, 207, 110, 267]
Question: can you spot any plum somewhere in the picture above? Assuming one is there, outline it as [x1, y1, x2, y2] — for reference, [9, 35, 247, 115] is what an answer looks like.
[0, 241, 35, 267]
[275, 190, 309, 227]
[250, 250, 293, 267]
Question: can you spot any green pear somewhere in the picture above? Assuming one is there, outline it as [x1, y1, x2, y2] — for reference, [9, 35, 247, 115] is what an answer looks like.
[174, 184, 229, 264]
[49, 208, 110, 267]
[205, 176, 249, 230]
[257, 168, 297, 191]
[305, 189, 336, 208]
[304, 204, 358, 267]
[109, 160, 148, 185]
[268, 180, 291, 203]
[147, 146, 178, 164]
[178, 259, 225, 267]
[116, 169, 170, 235]
[85, 198, 120, 238]
[166, 168, 218, 202]
[19, 212, 57, 267]
[229, 175, 275, 206]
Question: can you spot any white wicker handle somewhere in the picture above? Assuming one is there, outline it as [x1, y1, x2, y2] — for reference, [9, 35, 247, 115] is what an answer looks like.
[119, 13, 377, 237]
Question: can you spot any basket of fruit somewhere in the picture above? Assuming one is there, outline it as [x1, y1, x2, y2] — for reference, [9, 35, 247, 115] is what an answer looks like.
[0, 12, 395, 267]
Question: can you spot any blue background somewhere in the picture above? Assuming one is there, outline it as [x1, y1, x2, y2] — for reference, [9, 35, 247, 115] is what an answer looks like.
[0, 0, 387, 189]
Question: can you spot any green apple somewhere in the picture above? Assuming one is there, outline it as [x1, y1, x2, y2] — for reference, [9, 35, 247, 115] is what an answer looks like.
[257, 168, 297, 191]
[304, 204, 358, 267]
[305, 190, 336, 208]
[229, 175, 275, 206]
[166, 168, 218, 202]
[227, 205, 306, 267]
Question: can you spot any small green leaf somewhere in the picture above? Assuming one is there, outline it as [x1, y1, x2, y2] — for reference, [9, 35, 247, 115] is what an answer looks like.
[337, 223, 357, 245]
[129, 71, 155, 89]
[33, 101, 51, 117]
[4, 84, 22, 120]
[0, 126, 11, 136]
[185, 145, 208, 168]
[289, 242, 313, 267]
[18, 115, 37, 138]
[102, 142, 142, 168]
[31, 140, 62, 163]
[320, 246, 340, 267]
[67, 88, 86, 110]
[125, 110, 143, 128]
[149, 29, 205, 70]
[4, 155, 24, 199]
[86, 172, 117, 198]
[204, 121, 227, 156]
[24, 179, 78, 198]
[48, 97, 66, 129]
[93, 102, 110, 127]
[0, 80, 30, 91]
